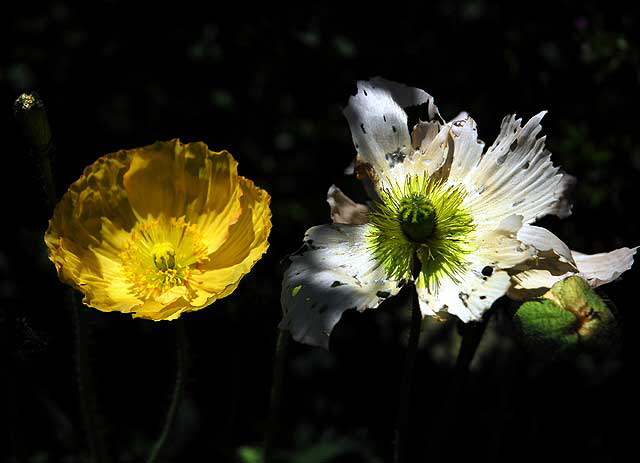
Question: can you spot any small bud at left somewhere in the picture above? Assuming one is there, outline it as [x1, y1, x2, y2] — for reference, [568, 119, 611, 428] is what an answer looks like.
[14, 92, 52, 149]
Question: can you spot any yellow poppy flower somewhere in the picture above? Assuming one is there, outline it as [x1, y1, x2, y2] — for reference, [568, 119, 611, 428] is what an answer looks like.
[45, 139, 271, 321]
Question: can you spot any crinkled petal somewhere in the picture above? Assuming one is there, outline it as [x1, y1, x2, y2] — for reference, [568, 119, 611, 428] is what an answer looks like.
[280, 224, 401, 349]
[417, 258, 511, 322]
[509, 228, 636, 298]
[344, 77, 438, 191]
[447, 117, 485, 184]
[475, 215, 536, 268]
[123, 140, 243, 254]
[418, 214, 532, 321]
[187, 177, 272, 310]
[572, 247, 638, 287]
[516, 224, 575, 265]
[326, 185, 369, 225]
[451, 113, 570, 227]
[45, 216, 144, 312]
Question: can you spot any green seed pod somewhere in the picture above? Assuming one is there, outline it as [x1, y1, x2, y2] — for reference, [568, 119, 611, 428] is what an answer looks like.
[513, 276, 620, 358]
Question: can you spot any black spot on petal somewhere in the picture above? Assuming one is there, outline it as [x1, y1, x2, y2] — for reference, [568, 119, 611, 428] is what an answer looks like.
[481, 266, 493, 277]
[376, 291, 391, 299]
[331, 281, 345, 288]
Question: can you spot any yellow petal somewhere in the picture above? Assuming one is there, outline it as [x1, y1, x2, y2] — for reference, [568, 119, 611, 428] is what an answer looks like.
[188, 176, 272, 307]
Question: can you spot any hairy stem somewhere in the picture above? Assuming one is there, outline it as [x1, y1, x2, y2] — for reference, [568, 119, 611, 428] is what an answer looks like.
[394, 276, 423, 462]
[424, 313, 490, 461]
[147, 320, 188, 463]
[263, 329, 290, 463]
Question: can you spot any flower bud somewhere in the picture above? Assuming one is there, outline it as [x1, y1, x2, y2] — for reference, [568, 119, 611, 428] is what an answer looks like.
[14, 92, 52, 149]
[513, 276, 620, 357]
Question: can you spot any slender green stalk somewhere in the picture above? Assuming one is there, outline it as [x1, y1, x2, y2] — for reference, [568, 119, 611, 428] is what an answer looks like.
[70, 292, 111, 463]
[225, 313, 240, 463]
[263, 329, 290, 463]
[453, 317, 489, 389]
[423, 313, 490, 461]
[394, 255, 423, 463]
[15, 92, 110, 462]
[147, 320, 189, 463]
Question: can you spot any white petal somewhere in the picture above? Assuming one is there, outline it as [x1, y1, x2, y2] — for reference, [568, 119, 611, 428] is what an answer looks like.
[508, 225, 579, 299]
[454, 113, 570, 227]
[417, 258, 511, 321]
[572, 247, 638, 287]
[280, 224, 401, 349]
[508, 269, 569, 300]
[418, 214, 534, 321]
[516, 224, 575, 265]
[344, 77, 437, 190]
[409, 120, 451, 176]
[326, 185, 369, 225]
[447, 117, 485, 184]
[509, 235, 636, 298]
[476, 214, 536, 269]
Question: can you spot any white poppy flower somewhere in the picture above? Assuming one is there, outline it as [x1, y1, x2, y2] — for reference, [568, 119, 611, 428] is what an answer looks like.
[280, 77, 636, 349]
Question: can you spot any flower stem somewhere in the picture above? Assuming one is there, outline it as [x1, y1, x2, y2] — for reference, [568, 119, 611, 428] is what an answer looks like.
[263, 328, 290, 463]
[15, 92, 110, 463]
[147, 319, 188, 463]
[423, 313, 490, 461]
[70, 292, 111, 463]
[394, 256, 423, 463]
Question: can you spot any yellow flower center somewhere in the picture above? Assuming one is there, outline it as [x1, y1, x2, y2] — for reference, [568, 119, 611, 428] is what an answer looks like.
[120, 216, 209, 299]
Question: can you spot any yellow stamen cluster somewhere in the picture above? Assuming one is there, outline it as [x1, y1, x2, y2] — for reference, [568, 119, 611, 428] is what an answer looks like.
[120, 216, 209, 299]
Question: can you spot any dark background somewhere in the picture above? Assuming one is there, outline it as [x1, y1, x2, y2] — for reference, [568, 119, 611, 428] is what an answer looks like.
[2, 2, 638, 462]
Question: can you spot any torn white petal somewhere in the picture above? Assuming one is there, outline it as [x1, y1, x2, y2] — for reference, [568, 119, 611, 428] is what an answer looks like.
[447, 116, 485, 184]
[572, 246, 638, 287]
[280, 224, 401, 349]
[417, 264, 511, 322]
[343, 77, 437, 190]
[326, 185, 369, 225]
[508, 269, 571, 300]
[460, 112, 570, 227]
[475, 214, 535, 269]
[517, 224, 575, 265]
[407, 120, 450, 178]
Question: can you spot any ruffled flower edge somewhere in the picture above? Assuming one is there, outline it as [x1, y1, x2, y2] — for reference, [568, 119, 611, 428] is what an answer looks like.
[45, 140, 272, 320]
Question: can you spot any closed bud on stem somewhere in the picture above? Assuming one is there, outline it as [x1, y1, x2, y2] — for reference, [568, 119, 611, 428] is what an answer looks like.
[14, 92, 52, 150]
[513, 276, 620, 358]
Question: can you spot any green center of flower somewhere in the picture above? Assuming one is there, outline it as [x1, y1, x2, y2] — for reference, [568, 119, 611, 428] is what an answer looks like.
[367, 174, 476, 290]
[152, 242, 177, 270]
[398, 195, 436, 243]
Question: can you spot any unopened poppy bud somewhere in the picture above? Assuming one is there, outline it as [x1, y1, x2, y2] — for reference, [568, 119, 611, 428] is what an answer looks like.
[513, 276, 620, 358]
[14, 92, 52, 149]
